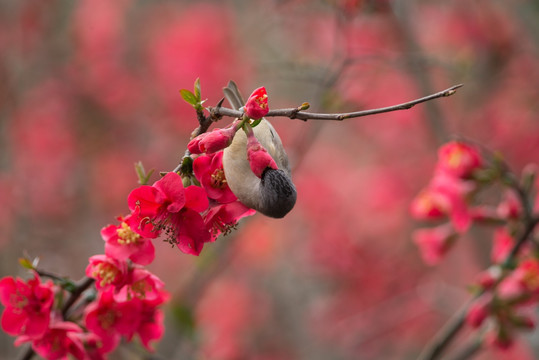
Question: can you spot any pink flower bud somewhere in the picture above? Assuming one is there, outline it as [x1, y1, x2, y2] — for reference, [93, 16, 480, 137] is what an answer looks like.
[246, 132, 277, 178]
[187, 132, 209, 154]
[466, 297, 491, 328]
[199, 126, 238, 154]
[244, 87, 269, 119]
[497, 190, 521, 220]
[476, 266, 502, 289]
[187, 124, 239, 155]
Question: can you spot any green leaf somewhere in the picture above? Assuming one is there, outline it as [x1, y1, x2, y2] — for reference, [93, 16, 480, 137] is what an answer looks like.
[179, 156, 193, 176]
[60, 279, 77, 292]
[194, 78, 201, 101]
[19, 257, 34, 270]
[134, 161, 154, 185]
[180, 89, 198, 106]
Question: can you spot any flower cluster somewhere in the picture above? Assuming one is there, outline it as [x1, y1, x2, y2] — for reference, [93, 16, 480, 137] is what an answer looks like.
[410, 141, 484, 264]
[412, 140, 539, 350]
[0, 85, 278, 358]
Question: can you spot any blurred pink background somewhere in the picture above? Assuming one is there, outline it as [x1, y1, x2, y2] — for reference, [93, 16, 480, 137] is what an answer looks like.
[1, 0, 539, 359]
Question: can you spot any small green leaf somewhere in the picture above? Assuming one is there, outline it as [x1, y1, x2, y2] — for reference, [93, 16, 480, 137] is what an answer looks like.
[180, 89, 198, 106]
[179, 156, 193, 176]
[60, 279, 77, 292]
[194, 78, 201, 101]
[134, 161, 154, 185]
[19, 257, 34, 270]
[251, 118, 263, 127]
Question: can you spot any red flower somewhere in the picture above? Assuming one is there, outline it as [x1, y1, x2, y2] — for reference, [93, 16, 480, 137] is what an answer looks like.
[86, 255, 128, 291]
[124, 295, 168, 352]
[412, 224, 457, 265]
[102, 214, 155, 266]
[204, 201, 256, 242]
[114, 267, 165, 302]
[15, 319, 86, 360]
[244, 87, 269, 119]
[193, 152, 237, 204]
[0, 272, 55, 338]
[436, 141, 482, 179]
[410, 188, 450, 220]
[246, 130, 277, 178]
[128, 172, 211, 255]
[84, 290, 138, 346]
[429, 173, 475, 233]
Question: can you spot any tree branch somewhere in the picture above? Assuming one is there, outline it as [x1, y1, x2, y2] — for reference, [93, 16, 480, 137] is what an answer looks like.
[207, 84, 463, 121]
[418, 214, 539, 360]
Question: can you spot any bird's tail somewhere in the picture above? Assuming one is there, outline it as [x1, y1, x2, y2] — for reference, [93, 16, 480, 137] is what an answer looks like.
[223, 81, 245, 111]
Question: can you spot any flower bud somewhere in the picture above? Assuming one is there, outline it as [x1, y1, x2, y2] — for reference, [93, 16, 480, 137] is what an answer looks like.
[244, 87, 269, 119]
[187, 132, 209, 154]
[246, 131, 277, 178]
[466, 296, 491, 328]
[199, 126, 238, 154]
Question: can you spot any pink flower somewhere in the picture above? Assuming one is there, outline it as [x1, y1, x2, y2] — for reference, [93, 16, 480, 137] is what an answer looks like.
[491, 228, 514, 264]
[188, 123, 239, 155]
[124, 295, 168, 352]
[410, 188, 450, 220]
[244, 86, 269, 119]
[128, 172, 211, 256]
[436, 141, 482, 179]
[86, 255, 128, 291]
[193, 152, 237, 204]
[204, 201, 256, 242]
[246, 130, 277, 178]
[412, 224, 457, 265]
[115, 267, 165, 302]
[429, 173, 475, 233]
[15, 320, 86, 360]
[84, 290, 139, 343]
[0, 272, 55, 338]
[498, 259, 539, 302]
[102, 214, 155, 266]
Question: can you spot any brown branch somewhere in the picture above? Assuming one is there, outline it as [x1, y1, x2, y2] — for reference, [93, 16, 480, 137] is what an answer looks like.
[207, 84, 463, 121]
[61, 276, 95, 318]
[418, 215, 539, 360]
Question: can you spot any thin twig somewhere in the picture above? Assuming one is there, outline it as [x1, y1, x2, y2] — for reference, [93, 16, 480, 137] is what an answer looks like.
[61, 276, 95, 318]
[207, 84, 463, 121]
[20, 347, 34, 360]
[447, 336, 483, 360]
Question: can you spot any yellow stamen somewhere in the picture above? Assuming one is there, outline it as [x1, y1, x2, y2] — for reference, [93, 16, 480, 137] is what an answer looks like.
[116, 222, 141, 245]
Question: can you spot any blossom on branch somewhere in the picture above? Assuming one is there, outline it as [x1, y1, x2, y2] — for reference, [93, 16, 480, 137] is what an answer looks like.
[128, 172, 210, 255]
[188, 123, 239, 155]
[0, 272, 55, 338]
[15, 320, 86, 360]
[102, 214, 155, 266]
[193, 152, 237, 203]
[436, 141, 482, 179]
[243, 87, 269, 119]
[86, 255, 128, 291]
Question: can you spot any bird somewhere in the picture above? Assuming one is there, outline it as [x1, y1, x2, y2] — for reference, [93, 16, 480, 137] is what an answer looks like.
[222, 81, 297, 218]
